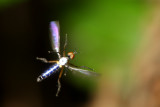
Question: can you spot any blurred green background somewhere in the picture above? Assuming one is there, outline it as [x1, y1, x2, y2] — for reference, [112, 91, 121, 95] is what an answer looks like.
[0, 0, 150, 107]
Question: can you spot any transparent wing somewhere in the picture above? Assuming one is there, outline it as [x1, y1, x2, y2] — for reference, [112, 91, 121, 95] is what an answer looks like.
[50, 21, 60, 54]
[66, 64, 100, 77]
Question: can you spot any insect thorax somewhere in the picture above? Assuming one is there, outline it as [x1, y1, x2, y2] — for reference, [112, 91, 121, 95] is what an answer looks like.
[59, 57, 68, 66]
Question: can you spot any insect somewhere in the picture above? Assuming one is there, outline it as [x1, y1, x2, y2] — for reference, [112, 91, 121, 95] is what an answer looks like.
[37, 21, 99, 96]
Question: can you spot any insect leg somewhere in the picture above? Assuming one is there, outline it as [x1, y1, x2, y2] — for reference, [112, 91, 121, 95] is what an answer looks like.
[69, 63, 94, 71]
[63, 34, 67, 57]
[48, 51, 61, 59]
[36, 57, 58, 63]
[79, 66, 94, 71]
[63, 67, 68, 76]
[56, 66, 64, 96]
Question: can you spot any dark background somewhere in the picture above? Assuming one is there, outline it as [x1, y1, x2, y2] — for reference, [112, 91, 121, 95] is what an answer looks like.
[0, 0, 90, 107]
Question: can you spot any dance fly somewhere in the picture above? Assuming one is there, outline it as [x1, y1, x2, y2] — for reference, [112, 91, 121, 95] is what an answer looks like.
[36, 21, 99, 96]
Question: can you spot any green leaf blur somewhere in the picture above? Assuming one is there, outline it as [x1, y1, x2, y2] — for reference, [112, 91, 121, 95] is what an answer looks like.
[60, 1, 149, 90]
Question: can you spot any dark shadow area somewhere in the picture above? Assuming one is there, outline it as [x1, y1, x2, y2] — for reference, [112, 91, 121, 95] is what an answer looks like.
[0, 0, 92, 107]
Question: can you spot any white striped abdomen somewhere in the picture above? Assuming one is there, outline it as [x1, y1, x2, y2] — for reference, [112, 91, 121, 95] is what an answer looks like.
[37, 64, 60, 82]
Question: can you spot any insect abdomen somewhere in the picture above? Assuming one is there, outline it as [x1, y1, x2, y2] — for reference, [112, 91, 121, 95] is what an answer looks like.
[37, 64, 60, 82]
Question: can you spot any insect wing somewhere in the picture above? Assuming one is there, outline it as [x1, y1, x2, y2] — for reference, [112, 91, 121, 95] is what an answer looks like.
[50, 21, 60, 55]
[67, 64, 99, 77]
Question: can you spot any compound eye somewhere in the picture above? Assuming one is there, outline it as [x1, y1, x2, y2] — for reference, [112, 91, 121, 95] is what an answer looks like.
[68, 52, 74, 59]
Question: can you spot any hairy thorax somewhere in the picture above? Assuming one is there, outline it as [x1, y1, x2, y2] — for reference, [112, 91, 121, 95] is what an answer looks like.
[59, 57, 68, 66]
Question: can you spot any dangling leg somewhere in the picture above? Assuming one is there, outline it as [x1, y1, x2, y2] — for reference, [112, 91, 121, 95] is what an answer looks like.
[79, 66, 95, 71]
[63, 67, 68, 76]
[61, 34, 68, 77]
[36, 57, 58, 63]
[56, 66, 64, 96]
[48, 51, 61, 59]
[63, 34, 67, 57]
[69, 63, 94, 71]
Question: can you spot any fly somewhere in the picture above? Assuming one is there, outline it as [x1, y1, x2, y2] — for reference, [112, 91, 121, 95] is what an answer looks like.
[37, 21, 99, 96]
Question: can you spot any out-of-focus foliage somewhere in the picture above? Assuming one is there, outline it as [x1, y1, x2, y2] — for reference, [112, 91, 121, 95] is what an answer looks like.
[0, 0, 150, 92]
[64, 1, 148, 66]
[1, 0, 159, 107]
[59, 1, 149, 90]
